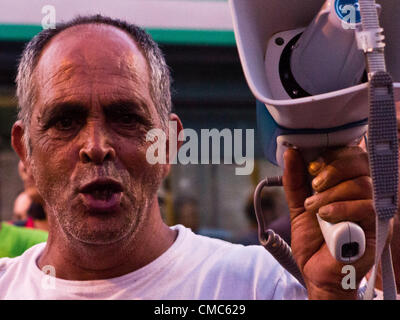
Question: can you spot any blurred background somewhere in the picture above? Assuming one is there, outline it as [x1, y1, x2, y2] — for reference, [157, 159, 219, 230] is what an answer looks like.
[0, 0, 289, 243]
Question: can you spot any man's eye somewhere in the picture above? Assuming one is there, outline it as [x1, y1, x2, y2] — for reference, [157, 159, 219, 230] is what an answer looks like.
[116, 114, 138, 126]
[54, 117, 77, 131]
[120, 115, 134, 124]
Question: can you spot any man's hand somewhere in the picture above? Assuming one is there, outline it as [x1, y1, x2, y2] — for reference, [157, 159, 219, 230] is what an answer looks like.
[283, 147, 376, 299]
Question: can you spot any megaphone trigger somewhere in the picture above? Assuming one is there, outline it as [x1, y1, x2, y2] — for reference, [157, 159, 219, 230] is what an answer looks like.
[317, 215, 366, 263]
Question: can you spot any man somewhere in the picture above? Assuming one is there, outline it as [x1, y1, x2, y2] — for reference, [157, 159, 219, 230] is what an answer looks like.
[12, 191, 31, 222]
[12, 187, 48, 231]
[236, 190, 286, 246]
[174, 196, 233, 241]
[12, 160, 35, 223]
[2, 176, 48, 258]
[1, 191, 47, 258]
[22, 188, 49, 231]
[18, 160, 35, 190]
[0, 15, 376, 299]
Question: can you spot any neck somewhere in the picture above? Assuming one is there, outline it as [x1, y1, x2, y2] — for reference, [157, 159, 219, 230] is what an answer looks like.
[37, 201, 177, 280]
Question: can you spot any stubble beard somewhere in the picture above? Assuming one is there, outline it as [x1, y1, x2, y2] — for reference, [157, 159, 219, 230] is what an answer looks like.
[30, 149, 165, 248]
[49, 186, 148, 246]
[30, 162, 148, 247]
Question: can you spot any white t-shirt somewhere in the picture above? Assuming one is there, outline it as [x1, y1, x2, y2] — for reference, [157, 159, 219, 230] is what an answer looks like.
[0, 224, 307, 300]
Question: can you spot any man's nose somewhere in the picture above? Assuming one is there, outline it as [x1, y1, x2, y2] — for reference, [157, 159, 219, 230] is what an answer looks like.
[79, 122, 116, 164]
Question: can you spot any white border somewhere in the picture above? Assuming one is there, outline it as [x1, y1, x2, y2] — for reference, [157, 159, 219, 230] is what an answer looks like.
[0, 0, 233, 30]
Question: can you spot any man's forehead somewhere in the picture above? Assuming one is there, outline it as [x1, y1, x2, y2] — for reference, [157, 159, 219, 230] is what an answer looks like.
[32, 23, 154, 115]
[36, 24, 149, 83]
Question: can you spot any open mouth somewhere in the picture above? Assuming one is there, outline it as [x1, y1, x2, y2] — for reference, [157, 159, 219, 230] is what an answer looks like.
[79, 179, 123, 212]
[82, 184, 121, 200]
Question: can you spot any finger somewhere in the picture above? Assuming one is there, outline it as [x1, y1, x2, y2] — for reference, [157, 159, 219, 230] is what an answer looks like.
[319, 146, 366, 164]
[306, 146, 364, 176]
[311, 152, 370, 193]
[283, 148, 312, 220]
[318, 199, 375, 232]
[304, 176, 372, 214]
[308, 157, 326, 176]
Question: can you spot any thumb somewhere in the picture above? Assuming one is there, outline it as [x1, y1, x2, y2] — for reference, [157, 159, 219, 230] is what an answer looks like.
[283, 148, 311, 219]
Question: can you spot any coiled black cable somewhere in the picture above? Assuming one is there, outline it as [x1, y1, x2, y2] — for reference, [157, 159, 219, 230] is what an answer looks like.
[254, 176, 306, 287]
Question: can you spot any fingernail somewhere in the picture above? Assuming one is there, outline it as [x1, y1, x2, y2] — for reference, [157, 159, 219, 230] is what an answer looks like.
[312, 176, 323, 189]
[304, 196, 315, 207]
[308, 157, 324, 175]
[319, 205, 331, 217]
[308, 162, 321, 174]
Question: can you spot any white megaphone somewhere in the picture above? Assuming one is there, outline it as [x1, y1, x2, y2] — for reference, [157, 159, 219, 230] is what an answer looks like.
[229, 0, 400, 264]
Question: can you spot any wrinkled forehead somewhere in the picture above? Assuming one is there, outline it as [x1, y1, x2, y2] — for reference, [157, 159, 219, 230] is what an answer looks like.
[35, 23, 150, 93]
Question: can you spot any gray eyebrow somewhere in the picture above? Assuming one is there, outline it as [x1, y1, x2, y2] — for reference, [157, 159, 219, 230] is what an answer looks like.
[38, 102, 89, 129]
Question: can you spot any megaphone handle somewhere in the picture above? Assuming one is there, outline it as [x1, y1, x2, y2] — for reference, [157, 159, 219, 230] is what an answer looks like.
[278, 141, 367, 263]
[317, 213, 366, 263]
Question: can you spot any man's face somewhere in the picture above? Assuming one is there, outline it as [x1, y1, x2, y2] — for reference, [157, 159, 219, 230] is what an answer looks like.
[26, 24, 166, 245]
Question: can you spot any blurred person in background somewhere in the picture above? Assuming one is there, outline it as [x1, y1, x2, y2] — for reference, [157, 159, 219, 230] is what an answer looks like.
[11, 188, 48, 231]
[174, 195, 233, 241]
[0, 161, 48, 257]
[12, 191, 31, 223]
[0, 221, 48, 258]
[267, 211, 291, 246]
[24, 188, 49, 231]
[18, 160, 35, 190]
[236, 189, 291, 246]
[174, 196, 200, 232]
[0, 204, 48, 258]
[12, 160, 35, 223]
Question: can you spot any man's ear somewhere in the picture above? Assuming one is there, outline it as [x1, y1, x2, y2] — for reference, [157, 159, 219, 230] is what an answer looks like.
[163, 113, 183, 177]
[169, 113, 184, 152]
[11, 120, 28, 163]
